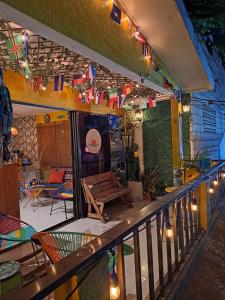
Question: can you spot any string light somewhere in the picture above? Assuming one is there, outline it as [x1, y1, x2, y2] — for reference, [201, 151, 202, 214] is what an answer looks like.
[165, 214, 173, 238]
[110, 270, 120, 300]
[191, 197, 198, 212]
[222, 172, 225, 179]
[213, 180, 218, 186]
[208, 187, 214, 194]
[42, 86, 47, 91]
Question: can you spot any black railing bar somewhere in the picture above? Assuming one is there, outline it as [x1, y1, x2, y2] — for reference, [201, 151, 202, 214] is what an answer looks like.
[2, 162, 225, 300]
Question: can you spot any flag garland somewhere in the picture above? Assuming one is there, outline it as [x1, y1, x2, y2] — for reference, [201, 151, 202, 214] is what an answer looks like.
[54, 75, 64, 91]
[107, 88, 119, 108]
[6, 34, 25, 61]
[86, 64, 96, 84]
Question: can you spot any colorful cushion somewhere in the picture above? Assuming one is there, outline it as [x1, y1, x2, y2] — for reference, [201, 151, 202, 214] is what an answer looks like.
[48, 170, 65, 184]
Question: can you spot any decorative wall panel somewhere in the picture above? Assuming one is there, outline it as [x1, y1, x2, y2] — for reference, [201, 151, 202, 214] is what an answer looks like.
[9, 116, 38, 161]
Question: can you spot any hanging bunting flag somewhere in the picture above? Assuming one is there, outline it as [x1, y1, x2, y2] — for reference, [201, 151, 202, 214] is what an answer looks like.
[33, 76, 42, 92]
[86, 64, 96, 84]
[134, 30, 146, 43]
[72, 74, 84, 90]
[122, 83, 133, 98]
[22, 32, 29, 57]
[95, 91, 104, 105]
[54, 75, 64, 91]
[6, 34, 25, 61]
[107, 88, 119, 108]
[139, 98, 147, 109]
[148, 96, 156, 108]
[111, 3, 121, 24]
[85, 87, 94, 104]
[143, 43, 151, 58]
[77, 91, 85, 103]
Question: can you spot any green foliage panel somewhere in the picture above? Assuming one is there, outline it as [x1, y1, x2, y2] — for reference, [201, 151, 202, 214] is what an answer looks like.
[182, 113, 191, 160]
[2, 0, 178, 88]
[143, 101, 173, 186]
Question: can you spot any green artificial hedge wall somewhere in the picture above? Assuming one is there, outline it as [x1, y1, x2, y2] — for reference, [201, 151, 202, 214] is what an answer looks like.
[2, 0, 178, 88]
[182, 113, 191, 160]
[143, 101, 173, 186]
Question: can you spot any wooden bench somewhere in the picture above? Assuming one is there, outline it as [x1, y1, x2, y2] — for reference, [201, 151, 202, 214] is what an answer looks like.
[81, 171, 132, 223]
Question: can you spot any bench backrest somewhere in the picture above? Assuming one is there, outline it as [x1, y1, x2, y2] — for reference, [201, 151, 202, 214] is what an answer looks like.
[81, 171, 118, 201]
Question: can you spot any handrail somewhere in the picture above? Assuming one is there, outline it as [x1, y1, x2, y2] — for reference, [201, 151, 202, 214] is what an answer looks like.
[2, 161, 225, 300]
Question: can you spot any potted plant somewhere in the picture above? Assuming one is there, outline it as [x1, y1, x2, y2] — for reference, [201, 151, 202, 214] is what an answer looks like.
[141, 167, 166, 201]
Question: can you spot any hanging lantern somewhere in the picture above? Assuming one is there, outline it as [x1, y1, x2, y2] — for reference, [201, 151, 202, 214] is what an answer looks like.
[135, 110, 143, 122]
[182, 104, 190, 113]
[110, 270, 120, 300]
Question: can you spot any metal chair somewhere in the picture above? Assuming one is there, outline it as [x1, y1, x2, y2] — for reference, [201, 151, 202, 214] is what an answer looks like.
[32, 231, 96, 263]
[0, 213, 37, 254]
[47, 180, 73, 219]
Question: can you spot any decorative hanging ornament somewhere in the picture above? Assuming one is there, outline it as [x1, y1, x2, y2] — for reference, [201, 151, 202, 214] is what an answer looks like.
[6, 34, 25, 61]
[134, 30, 146, 43]
[111, 3, 121, 24]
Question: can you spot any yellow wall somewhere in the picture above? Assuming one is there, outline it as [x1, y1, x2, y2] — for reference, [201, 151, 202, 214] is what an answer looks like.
[36, 110, 68, 124]
[5, 70, 124, 116]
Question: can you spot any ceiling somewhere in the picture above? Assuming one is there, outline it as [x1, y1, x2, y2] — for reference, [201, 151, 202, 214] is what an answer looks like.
[118, 0, 213, 92]
[13, 103, 56, 118]
[0, 18, 159, 98]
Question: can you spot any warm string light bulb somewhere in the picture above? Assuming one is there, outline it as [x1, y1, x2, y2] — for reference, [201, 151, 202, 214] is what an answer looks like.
[165, 214, 173, 238]
[208, 187, 214, 194]
[110, 270, 120, 300]
[191, 197, 198, 212]
[222, 172, 225, 179]
[213, 180, 218, 186]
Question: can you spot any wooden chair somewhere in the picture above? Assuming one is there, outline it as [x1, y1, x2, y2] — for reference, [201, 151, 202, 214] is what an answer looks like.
[81, 171, 132, 223]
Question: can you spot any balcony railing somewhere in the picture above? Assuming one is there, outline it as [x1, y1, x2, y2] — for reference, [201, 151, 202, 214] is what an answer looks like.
[2, 162, 225, 300]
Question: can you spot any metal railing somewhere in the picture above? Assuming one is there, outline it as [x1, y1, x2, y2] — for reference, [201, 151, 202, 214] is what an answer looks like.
[2, 162, 225, 300]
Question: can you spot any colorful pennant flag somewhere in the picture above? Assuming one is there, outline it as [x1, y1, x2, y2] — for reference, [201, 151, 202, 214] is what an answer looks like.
[107, 88, 119, 108]
[134, 30, 146, 43]
[86, 64, 96, 84]
[6, 34, 25, 61]
[143, 43, 151, 58]
[85, 87, 94, 104]
[148, 96, 156, 108]
[111, 3, 121, 24]
[33, 76, 42, 92]
[72, 74, 84, 90]
[95, 91, 104, 105]
[122, 83, 133, 98]
[54, 75, 64, 91]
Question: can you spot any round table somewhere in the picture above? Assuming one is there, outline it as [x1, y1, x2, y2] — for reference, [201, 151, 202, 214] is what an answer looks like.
[22, 185, 45, 211]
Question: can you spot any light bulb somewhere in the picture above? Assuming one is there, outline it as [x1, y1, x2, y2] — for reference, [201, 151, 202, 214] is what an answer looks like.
[213, 180, 218, 186]
[222, 173, 225, 178]
[136, 84, 140, 88]
[183, 105, 190, 113]
[191, 203, 198, 212]
[107, 86, 111, 89]
[21, 61, 26, 68]
[166, 227, 173, 238]
[82, 74, 86, 78]
[110, 270, 120, 300]
[42, 86, 47, 91]
[110, 286, 120, 300]
[208, 188, 214, 194]
[25, 74, 29, 79]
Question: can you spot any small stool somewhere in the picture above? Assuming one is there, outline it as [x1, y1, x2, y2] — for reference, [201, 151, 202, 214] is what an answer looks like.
[0, 261, 22, 296]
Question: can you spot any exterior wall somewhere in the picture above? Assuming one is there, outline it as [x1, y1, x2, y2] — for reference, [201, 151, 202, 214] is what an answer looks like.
[191, 48, 225, 160]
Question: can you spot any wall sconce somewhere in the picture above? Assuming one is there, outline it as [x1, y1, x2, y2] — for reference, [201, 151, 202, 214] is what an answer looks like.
[135, 110, 143, 122]
[182, 104, 190, 113]
[11, 127, 18, 137]
[122, 132, 133, 149]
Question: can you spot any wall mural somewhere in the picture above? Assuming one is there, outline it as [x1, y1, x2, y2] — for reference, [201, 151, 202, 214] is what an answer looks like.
[9, 116, 38, 161]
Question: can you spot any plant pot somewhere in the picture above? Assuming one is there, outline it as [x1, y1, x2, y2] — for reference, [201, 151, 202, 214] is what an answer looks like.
[128, 181, 143, 201]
